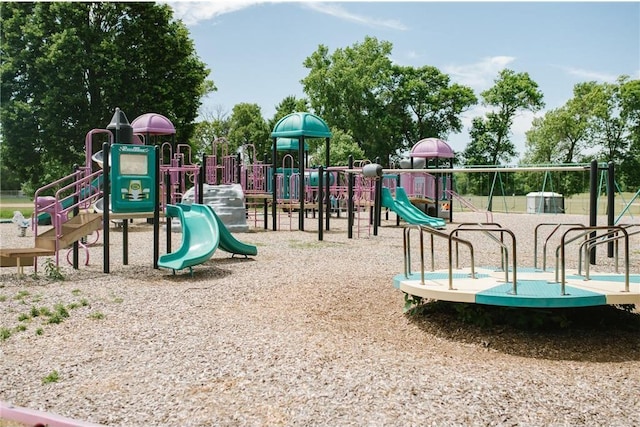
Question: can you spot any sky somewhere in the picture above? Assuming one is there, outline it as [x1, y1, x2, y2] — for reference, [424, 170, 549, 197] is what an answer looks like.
[165, 0, 640, 159]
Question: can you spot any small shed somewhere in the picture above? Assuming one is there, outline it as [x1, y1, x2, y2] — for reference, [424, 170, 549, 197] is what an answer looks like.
[526, 192, 565, 214]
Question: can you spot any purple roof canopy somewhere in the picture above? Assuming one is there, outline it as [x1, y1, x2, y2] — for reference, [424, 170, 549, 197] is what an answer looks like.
[131, 113, 175, 135]
[410, 138, 454, 159]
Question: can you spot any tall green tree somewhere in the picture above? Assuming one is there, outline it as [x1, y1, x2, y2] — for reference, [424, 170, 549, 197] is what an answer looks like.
[463, 69, 545, 166]
[227, 103, 270, 160]
[577, 79, 629, 162]
[578, 77, 640, 189]
[462, 69, 544, 200]
[619, 78, 640, 188]
[1, 2, 212, 193]
[309, 129, 364, 167]
[391, 65, 477, 145]
[523, 95, 590, 165]
[523, 77, 640, 190]
[302, 37, 476, 165]
[302, 37, 399, 165]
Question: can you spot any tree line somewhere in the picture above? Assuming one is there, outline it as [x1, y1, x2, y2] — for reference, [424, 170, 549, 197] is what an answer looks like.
[2, 3, 638, 197]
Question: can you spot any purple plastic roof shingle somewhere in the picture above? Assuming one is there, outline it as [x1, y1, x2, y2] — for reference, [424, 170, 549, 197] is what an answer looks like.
[131, 113, 175, 135]
[410, 138, 454, 158]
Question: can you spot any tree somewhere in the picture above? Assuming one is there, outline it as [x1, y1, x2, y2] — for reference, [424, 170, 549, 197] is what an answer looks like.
[576, 81, 628, 161]
[619, 78, 640, 188]
[227, 103, 270, 160]
[302, 37, 476, 166]
[391, 65, 477, 145]
[462, 69, 544, 200]
[523, 102, 590, 166]
[192, 105, 231, 156]
[523, 77, 640, 190]
[463, 69, 545, 166]
[302, 37, 400, 165]
[309, 129, 364, 166]
[0, 2, 212, 194]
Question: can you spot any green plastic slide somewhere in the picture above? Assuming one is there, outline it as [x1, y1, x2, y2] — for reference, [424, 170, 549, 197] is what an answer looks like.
[158, 203, 258, 274]
[381, 187, 446, 228]
[205, 205, 258, 256]
[158, 203, 220, 273]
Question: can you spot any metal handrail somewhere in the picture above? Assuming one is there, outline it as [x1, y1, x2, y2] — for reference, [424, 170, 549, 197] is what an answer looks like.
[559, 225, 630, 295]
[553, 228, 595, 283]
[534, 223, 585, 270]
[578, 224, 637, 279]
[579, 230, 620, 277]
[32, 168, 103, 266]
[454, 223, 504, 270]
[450, 226, 517, 294]
[403, 225, 475, 287]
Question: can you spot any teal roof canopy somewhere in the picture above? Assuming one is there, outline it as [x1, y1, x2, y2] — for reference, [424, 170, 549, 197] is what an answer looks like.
[272, 137, 309, 152]
[270, 112, 332, 138]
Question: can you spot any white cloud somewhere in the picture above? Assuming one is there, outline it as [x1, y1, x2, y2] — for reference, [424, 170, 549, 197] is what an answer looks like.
[559, 66, 620, 83]
[444, 56, 516, 90]
[166, 1, 409, 29]
[165, 1, 266, 26]
[303, 2, 408, 31]
[406, 50, 419, 60]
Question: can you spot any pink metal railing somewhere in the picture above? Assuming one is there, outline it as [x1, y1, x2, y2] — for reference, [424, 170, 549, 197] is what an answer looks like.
[33, 168, 104, 266]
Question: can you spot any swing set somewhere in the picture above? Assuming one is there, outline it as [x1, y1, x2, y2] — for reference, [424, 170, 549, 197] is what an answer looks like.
[455, 163, 638, 221]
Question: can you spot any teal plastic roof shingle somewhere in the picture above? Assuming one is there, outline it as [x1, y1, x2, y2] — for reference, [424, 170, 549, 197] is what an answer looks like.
[270, 112, 332, 138]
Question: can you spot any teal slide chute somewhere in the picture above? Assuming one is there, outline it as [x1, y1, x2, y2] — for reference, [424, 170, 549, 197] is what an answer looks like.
[207, 205, 258, 256]
[381, 187, 446, 228]
[158, 203, 257, 274]
[158, 203, 220, 273]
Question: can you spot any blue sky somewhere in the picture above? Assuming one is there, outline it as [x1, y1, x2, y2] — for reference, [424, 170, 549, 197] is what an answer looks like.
[166, 1, 640, 158]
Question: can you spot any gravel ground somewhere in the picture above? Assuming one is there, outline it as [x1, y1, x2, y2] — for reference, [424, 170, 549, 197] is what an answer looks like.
[1, 211, 639, 426]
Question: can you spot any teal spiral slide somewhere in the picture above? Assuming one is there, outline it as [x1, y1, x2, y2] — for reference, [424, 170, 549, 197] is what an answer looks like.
[158, 203, 257, 274]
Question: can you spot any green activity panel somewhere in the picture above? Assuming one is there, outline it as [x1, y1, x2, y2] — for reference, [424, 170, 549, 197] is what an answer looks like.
[110, 144, 156, 213]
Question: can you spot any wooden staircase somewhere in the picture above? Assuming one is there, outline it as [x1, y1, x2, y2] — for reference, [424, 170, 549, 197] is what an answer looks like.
[0, 212, 103, 276]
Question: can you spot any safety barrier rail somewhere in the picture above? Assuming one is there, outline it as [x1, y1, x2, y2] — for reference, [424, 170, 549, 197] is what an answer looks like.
[33, 167, 103, 265]
[452, 224, 517, 294]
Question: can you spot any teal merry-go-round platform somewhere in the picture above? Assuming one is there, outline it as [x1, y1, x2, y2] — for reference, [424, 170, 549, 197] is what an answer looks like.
[393, 223, 640, 308]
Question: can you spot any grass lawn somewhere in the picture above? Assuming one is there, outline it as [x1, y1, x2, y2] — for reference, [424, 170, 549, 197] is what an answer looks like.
[0, 196, 33, 220]
[457, 192, 640, 217]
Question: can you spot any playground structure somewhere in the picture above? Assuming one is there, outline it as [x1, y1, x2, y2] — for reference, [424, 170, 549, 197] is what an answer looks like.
[0, 106, 637, 306]
[395, 137, 454, 220]
[157, 203, 257, 275]
[395, 220, 640, 308]
[0, 108, 258, 277]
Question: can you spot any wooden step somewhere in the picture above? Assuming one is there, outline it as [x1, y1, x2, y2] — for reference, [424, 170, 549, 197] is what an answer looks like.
[0, 248, 56, 277]
[36, 212, 103, 251]
[0, 247, 55, 271]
